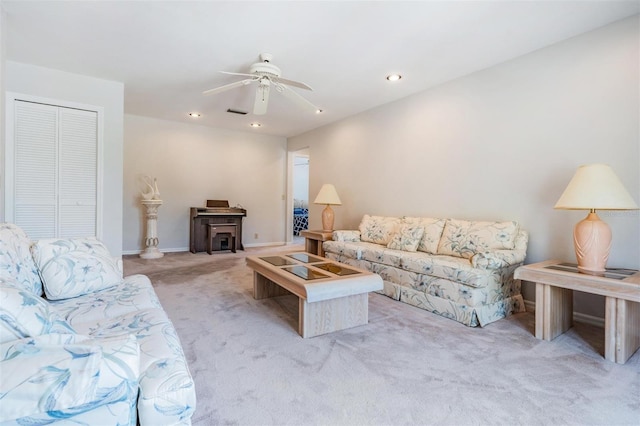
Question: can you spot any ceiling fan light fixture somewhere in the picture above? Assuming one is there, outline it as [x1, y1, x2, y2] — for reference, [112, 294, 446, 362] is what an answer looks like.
[386, 73, 402, 82]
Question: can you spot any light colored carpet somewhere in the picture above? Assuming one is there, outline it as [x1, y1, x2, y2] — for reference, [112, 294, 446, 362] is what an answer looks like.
[124, 246, 640, 426]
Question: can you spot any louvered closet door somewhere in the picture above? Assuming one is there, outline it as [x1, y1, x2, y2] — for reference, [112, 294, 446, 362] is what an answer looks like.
[14, 102, 58, 238]
[13, 100, 98, 239]
[58, 108, 97, 238]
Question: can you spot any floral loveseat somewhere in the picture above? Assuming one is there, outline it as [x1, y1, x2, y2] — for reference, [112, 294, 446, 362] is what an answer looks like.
[323, 215, 528, 327]
[0, 223, 196, 425]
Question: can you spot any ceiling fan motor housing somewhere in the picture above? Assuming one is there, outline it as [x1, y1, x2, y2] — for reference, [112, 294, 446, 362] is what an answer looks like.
[250, 62, 281, 77]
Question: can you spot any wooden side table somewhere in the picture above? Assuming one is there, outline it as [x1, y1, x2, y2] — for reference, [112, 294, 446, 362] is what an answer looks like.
[300, 230, 333, 257]
[515, 260, 640, 364]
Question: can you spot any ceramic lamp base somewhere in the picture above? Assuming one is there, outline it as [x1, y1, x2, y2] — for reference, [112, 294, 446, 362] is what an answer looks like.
[321, 205, 335, 232]
[573, 211, 611, 273]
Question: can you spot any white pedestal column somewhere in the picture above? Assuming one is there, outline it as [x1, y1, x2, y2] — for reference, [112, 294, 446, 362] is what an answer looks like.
[140, 199, 164, 259]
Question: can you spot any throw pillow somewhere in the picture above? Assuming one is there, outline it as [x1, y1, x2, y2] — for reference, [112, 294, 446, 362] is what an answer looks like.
[358, 215, 401, 245]
[386, 224, 425, 252]
[0, 223, 43, 296]
[31, 238, 123, 301]
[401, 217, 446, 254]
[437, 219, 519, 259]
[0, 280, 76, 344]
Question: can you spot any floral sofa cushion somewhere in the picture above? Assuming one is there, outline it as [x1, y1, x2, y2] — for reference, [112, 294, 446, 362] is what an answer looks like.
[437, 219, 520, 259]
[31, 238, 123, 300]
[0, 223, 43, 296]
[1, 333, 139, 424]
[471, 230, 528, 269]
[359, 215, 401, 245]
[50, 274, 196, 424]
[387, 224, 425, 252]
[401, 217, 446, 254]
[332, 230, 361, 242]
[0, 280, 76, 344]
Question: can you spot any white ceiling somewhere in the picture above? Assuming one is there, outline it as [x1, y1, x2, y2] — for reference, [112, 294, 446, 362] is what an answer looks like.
[2, 1, 638, 138]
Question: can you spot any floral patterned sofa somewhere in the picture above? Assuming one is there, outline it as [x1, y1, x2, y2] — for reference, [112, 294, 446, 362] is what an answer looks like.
[323, 215, 528, 327]
[0, 223, 196, 425]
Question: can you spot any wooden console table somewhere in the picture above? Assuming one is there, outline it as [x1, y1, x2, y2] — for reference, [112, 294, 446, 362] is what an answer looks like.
[300, 230, 333, 257]
[515, 260, 640, 364]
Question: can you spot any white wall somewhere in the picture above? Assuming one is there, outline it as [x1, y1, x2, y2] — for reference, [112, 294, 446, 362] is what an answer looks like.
[288, 16, 640, 317]
[123, 114, 287, 253]
[3, 61, 124, 256]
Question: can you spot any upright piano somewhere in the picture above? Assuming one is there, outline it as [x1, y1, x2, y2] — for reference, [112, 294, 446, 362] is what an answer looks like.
[190, 200, 247, 253]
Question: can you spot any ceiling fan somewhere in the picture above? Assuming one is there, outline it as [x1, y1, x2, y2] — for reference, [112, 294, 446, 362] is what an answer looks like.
[203, 53, 320, 115]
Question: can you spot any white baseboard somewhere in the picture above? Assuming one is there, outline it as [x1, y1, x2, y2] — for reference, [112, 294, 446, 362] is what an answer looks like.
[123, 242, 292, 255]
[523, 300, 604, 327]
[243, 242, 287, 248]
[122, 247, 189, 256]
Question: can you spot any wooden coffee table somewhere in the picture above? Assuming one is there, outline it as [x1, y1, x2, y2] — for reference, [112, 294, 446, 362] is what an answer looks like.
[246, 252, 383, 338]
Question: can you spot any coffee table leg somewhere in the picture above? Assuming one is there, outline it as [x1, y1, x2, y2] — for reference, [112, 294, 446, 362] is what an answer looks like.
[298, 293, 369, 338]
[253, 272, 291, 299]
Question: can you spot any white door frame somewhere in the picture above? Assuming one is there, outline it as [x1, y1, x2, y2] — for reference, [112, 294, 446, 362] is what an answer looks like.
[286, 147, 309, 244]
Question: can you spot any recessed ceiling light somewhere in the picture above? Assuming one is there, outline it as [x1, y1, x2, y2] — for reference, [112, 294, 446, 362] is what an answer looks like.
[250, 122, 261, 128]
[386, 74, 402, 82]
[316, 109, 323, 114]
[189, 112, 201, 117]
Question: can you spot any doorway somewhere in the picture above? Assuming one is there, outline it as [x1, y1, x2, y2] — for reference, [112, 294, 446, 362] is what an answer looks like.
[287, 148, 309, 245]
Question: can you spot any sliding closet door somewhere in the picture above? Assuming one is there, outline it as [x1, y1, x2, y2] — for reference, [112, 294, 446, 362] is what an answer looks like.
[10, 99, 98, 239]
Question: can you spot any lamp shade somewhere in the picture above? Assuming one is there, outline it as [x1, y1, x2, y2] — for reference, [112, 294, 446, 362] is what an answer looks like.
[554, 164, 638, 210]
[313, 184, 342, 206]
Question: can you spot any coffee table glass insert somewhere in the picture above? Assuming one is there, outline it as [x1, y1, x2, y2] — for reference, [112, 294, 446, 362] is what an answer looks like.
[314, 263, 360, 276]
[284, 266, 330, 280]
[260, 256, 298, 267]
[286, 253, 324, 263]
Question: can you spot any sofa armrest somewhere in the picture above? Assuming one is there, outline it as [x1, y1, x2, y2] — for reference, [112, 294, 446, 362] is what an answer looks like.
[332, 230, 361, 242]
[471, 249, 527, 270]
[0, 333, 139, 423]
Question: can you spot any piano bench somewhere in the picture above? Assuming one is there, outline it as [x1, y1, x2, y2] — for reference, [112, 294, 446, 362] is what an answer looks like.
[207, 224, 237, 254]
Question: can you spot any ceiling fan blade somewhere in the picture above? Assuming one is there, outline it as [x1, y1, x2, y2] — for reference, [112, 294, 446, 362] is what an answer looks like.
[202, 78, 254, 96]
[253, 82, 270, 115]
[275, 76, 313, 91]
[220, 71, 257, 78]
[280, 85, 319, 112]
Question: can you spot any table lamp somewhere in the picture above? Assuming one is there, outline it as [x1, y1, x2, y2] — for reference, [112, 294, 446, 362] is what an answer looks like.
[314, 184, 342, 231]
[554, 164, 638, 273]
